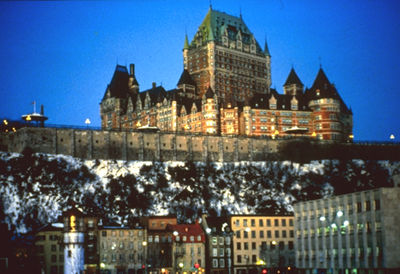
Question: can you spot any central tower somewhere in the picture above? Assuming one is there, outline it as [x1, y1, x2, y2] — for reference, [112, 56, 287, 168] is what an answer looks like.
[183, 7, 271, 103]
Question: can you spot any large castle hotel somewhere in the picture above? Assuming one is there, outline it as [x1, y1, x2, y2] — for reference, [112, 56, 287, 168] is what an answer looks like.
[100, 7, 353, 142]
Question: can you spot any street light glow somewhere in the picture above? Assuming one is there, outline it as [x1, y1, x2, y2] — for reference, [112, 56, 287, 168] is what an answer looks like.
[319, 216, 326, 222]
[337, 210, 343, 217]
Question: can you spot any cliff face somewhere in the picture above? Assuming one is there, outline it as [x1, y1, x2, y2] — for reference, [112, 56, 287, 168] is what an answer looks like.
[0, 150, 398, 233]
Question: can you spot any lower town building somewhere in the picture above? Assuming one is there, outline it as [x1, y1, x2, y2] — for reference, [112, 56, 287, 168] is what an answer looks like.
[35, 224, 64, 274]
[294, 187, 400, 274]
[230, 215, 295, 274]
[168, 222, 206, 273]
[143, 216, 177, 273]
[201, 215, 234, 273]
[98, 225, 147, 274]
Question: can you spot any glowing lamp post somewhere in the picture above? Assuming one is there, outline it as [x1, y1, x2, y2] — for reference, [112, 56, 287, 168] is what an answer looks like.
[85, 118, 91, 128]
[319, 210, 349, 269]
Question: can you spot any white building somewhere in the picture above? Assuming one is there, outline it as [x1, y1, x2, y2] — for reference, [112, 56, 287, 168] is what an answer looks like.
[294, 187, 400, 274]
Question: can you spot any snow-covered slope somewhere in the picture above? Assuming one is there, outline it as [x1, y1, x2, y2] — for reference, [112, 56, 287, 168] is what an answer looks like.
[0, 151, 398, 233]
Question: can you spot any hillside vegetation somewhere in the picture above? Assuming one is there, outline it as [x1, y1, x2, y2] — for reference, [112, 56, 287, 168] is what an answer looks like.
[0, 148, 398, 233]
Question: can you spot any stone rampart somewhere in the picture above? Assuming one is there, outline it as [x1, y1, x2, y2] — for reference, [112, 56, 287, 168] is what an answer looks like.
[4, 127, 279, 162]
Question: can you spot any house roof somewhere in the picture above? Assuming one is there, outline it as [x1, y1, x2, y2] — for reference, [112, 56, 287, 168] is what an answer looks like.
[168, 223, 205, 242]
[108, 65, 130, 99]
[177, 69, 196, 87]
[284, 67, 303, 86]
[305, 68, 351, 114]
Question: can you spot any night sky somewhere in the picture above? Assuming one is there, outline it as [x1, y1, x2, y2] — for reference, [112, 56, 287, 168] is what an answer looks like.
[1, 0, 399, 141]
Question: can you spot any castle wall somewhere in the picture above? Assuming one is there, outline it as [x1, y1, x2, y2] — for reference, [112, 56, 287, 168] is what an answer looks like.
[3, 127, 282, 162]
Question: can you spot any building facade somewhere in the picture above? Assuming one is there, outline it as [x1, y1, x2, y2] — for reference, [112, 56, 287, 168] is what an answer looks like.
[100, 7, 353, 142]
[201, 216, 234, 273]
[230, 215, 295, 274]
[98, 226, 147, 274]
[35, 224, 64, 274]
[169, 222, 206, 273]
[294, 187, 400, 274]
[144, 216, 177, 273]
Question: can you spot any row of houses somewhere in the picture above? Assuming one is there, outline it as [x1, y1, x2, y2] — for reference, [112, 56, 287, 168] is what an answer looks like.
[35, 187, 400, 274]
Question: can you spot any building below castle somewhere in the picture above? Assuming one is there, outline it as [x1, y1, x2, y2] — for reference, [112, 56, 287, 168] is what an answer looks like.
[100, 7, 353, 142]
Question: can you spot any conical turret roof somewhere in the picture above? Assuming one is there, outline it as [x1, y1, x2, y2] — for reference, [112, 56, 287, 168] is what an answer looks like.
[284, 67, 303, 86]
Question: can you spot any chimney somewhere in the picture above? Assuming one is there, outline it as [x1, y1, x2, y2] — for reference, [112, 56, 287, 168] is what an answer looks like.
[40, 105, 44, 115]
[152, 82, 156, 89]
[130, 64, 135, 76]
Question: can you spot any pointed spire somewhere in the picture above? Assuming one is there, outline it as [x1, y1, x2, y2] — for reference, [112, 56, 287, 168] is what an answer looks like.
[264, 36, 271, 56]
[312, 67, 331, 90]
[284, 67, 303, 86]
[184, 33, 189, 50]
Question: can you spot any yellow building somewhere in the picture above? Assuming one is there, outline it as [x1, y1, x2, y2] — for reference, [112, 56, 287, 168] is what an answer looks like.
[35, 224, 64, 274]
[231, 215, 295, 273]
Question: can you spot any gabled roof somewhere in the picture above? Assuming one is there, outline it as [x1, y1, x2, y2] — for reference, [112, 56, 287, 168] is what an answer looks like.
[168, 223, 205, 241]
[284, 68, 303, 86]
[139, 85, 167, 107]
[177, 69, 196, 86]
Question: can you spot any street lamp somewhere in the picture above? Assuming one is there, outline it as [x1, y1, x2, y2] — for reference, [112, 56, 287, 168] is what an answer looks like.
[142, 241, 147, 274]
[271, 240, 281, 269]
[318, 210, 349, 270]
[85, 118, 91, 128]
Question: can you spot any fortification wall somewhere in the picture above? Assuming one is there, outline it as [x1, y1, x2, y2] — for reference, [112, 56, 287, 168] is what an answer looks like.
[4, 127, 280, 162]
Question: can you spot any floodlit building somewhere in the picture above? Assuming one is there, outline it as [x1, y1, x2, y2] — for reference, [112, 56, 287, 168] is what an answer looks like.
[100, 7, 353, 141]
[98, 225, 147, 274]
[230, 215, 295, 274]
[294, 187, 400, 274]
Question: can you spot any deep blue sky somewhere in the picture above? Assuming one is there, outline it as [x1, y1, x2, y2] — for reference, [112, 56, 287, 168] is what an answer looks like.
[1, 0, 399, 141]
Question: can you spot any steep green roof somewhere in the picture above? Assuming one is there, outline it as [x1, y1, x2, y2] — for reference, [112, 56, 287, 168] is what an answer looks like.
[183, 34, 189, 50]
[189, 8, 263, 53]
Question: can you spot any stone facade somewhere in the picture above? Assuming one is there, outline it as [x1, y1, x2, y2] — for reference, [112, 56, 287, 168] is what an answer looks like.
[6, 127, 279, 162]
